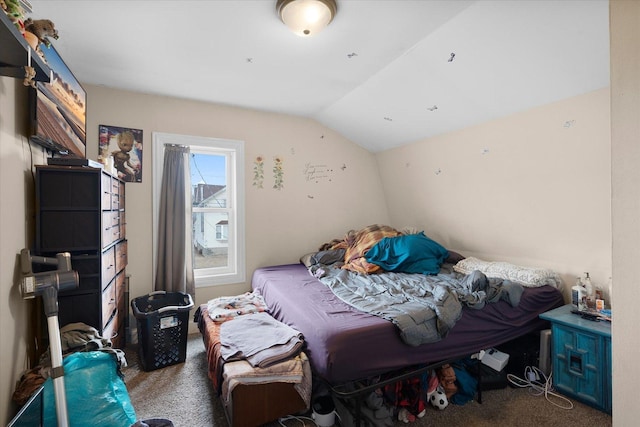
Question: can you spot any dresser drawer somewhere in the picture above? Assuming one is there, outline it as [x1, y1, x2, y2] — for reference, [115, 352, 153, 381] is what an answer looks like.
[102, 212, 113, 246]
[102, 309, 118, 341]
[102, 281, 117, 329]
[102, 248, 116, 287]
[111, 192, 121, 210]
[119, 181, 125, 206]
[120, 211, 126, 237]
[115, 271, 126, 305]
[116, 240, 128, 273]
[102, 173, 112, 209]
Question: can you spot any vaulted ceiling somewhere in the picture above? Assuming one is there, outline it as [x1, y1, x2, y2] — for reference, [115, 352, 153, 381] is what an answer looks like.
[28, 0, 610, 152]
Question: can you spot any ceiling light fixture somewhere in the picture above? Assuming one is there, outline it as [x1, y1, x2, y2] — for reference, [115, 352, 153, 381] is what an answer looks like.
[276, 0, 337, 37]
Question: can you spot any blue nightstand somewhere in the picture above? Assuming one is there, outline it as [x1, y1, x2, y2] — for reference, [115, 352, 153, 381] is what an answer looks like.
[539, 304, 611, 413]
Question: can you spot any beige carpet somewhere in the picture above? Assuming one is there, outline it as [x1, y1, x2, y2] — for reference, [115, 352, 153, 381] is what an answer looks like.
[123, 334, 612, 427]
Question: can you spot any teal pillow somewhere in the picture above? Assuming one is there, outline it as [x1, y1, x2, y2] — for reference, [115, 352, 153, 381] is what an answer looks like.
[365, 232, 449, 275]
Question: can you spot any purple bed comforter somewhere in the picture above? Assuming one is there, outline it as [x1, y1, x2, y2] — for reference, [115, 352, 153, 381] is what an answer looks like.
[252, 263, 564, 384]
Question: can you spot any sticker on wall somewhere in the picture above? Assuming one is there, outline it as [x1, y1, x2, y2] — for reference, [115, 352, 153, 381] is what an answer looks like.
[273, 156, 284, 190]
[563, 120, 576, 128]
[253, 156, 265, 189]
[304, 163, 334, 183]
[98, 124, 143, 182]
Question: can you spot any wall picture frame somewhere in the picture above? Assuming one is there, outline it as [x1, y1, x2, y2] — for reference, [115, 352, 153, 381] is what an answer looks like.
[99, 124, 143, 182]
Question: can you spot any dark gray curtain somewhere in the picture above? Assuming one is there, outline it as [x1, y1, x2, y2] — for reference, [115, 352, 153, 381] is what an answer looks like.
[154, 144, 194, 297]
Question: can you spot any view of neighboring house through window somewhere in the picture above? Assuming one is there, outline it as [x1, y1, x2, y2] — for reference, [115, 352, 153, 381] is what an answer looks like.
[191, 153, 230, 269]
[152, 133, 245, 287]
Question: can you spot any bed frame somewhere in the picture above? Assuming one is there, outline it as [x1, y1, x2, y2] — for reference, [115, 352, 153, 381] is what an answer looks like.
[251, 263, 564, 424]
[198, 261, 564, 426]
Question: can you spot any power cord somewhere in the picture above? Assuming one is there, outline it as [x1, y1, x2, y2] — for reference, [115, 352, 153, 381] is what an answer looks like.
[278, 410, 341, 426]
[506, 366, 574, 410]
[277, 415, 318, 426]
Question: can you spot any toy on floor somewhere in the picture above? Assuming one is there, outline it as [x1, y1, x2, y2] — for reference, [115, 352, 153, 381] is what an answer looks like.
[426, 370, 449, 410]
[437, 363, 458, 399]
[429, 389, 449, 410]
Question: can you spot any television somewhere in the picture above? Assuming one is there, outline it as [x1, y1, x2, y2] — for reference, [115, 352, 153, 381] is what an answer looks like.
[29, 43, 86, 158]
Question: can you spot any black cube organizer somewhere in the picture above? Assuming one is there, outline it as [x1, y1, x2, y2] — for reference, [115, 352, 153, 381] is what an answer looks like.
[131, 291, 194, 371]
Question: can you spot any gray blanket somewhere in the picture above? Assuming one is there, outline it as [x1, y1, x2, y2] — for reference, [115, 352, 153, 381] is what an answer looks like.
[316, 266, 523, 346]
[220, 312, 304, 367]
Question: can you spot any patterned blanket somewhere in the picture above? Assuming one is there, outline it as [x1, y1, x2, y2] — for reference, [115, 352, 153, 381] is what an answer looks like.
[329, 224, 401, 274]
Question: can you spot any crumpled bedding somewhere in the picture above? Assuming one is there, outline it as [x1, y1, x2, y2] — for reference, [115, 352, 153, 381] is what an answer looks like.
[327, 224, 401, 274]
[316, 265, 523, 346]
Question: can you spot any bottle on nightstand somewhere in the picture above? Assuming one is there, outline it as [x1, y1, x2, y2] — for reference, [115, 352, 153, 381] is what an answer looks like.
[584, 272, 595, 309]
[572, 277, 586, 310]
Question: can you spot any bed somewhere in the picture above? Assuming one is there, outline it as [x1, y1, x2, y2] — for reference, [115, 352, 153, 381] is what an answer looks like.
[252, 262, 564, 385]
[199, 225, 565, 424]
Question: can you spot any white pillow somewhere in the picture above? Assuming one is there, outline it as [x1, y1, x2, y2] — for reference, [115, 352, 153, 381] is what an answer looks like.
[453, 257, 562, 288]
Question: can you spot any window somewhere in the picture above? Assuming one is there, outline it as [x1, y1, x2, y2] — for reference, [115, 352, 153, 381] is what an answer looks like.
[152, 133, 245, 287]
[215, 221, 228, 241]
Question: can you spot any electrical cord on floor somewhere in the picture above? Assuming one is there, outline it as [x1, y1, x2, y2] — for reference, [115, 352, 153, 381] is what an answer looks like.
[278, 410, 341, 426]
[506, 366, 574, 410]
[277, 415, 318, 426]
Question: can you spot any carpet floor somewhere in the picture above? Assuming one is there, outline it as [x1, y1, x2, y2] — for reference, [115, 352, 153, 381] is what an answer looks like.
[123, 334, 612, 427]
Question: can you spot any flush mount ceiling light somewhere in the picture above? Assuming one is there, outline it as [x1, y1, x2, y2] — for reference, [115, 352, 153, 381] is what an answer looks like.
[276, 0, 337, 37]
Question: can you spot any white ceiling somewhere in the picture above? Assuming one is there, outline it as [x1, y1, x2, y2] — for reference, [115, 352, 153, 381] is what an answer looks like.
[28, 0, 610, 153]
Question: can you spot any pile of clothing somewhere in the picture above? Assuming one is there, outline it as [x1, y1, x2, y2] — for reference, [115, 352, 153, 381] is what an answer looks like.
[207, 292, 304, 368]
[206, 292, 311, 409]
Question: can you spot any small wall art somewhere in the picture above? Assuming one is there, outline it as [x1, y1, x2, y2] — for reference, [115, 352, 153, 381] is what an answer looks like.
[273, 156, 284, 190]
[253, 155, 264, 189]
[98, 124, 143, 182]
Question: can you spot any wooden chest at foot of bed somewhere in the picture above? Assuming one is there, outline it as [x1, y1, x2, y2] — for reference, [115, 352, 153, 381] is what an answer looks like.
[223, 381, 308, 427]
[220, 353, 312, 426]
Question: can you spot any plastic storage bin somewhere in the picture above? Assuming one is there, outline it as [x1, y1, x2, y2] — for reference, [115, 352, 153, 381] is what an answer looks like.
[131, 291, 194, 371]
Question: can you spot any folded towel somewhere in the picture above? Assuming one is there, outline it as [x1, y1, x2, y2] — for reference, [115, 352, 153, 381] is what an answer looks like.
[220, 312, 303, 368]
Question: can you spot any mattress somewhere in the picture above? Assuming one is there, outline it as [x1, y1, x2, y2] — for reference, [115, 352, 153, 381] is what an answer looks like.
[252, 263, 565, 384]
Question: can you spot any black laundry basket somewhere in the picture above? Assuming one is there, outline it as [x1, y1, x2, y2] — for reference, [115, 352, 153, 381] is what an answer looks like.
[131, 291, 194, 371]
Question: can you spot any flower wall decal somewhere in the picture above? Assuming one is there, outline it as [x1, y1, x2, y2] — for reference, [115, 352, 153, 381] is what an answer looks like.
[273, 156, 284, 190]
[253, 155, 264, 189]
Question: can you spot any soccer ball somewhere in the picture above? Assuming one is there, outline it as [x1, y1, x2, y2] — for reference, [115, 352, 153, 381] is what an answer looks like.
[429, 390, 448, 410]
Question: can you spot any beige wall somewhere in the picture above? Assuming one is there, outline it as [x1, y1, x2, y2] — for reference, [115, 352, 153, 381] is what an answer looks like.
[83, 85, 390, 331]
[610, 0, 640, 424]
[0, 77, 48, 423]
[377, 88, 611, 301]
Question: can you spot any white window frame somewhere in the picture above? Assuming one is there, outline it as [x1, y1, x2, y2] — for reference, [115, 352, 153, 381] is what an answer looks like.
[152, 132, 245, 287]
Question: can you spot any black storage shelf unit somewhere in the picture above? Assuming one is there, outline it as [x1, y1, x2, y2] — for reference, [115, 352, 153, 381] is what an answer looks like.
[0, 11, 50, 81]
[35, 165, 128, 349]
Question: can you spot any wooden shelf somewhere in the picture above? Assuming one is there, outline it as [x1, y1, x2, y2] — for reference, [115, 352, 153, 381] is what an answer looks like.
[0, 11, 50, 82]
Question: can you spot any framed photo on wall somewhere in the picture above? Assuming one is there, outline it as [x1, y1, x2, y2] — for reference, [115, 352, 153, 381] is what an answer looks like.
[98, 124, 143, 182]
